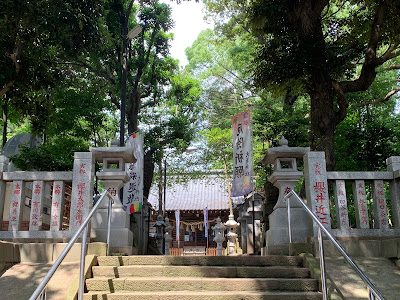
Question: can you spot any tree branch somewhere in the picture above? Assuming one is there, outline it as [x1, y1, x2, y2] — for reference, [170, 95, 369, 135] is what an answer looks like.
[339, 1, 389, 93]
[1, 52, 22, 99]
[384, 64, 400, 71]
[332, 81, 348, 125]
[364, 88, 400, 106]
[60, 61, 116, 85]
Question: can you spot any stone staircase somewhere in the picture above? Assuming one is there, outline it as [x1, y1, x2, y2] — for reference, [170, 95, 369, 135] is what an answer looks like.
[82, 255, 322, 300]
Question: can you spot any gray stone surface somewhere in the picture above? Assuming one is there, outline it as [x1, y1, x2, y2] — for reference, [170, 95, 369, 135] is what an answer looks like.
[50, 180, 65, 231]
[268, 208, 309, 228]
[353, 180, 369, 229]
[89, 146, 136, 163]
[91, 207, 130, 228]
[327, 171, 393, 180]
[0, 261, 80, 300]
[372, 180, 389, 229]
[386, 156, 400, 172]
[389, 179, 400, 229]
[333, 180, 350, 230]
[19, 243, 54, 263]
[325, 257, 400, 300]
[29, 180, 44, 231]
[90, 227, 133, 252]
[304, 152, 331, 234]
[69, 152, 95, 233]
[8, 180, 25, 231]
[0, 156, 9, 226]
[2, 171, 73, 181]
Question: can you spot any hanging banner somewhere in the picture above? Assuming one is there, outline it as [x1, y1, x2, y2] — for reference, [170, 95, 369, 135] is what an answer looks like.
[231, 109, 253, 197]
[123, 132, 143, 214]
[175, 209, 180, 242]
[203, 207, 208, 240]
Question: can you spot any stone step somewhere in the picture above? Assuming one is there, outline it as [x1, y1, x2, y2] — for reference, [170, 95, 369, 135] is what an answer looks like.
[92, 265, 310, 278]
[83, 290, 323, 300]
[96, 255, 303, 267]
[85, 277, 319, 293]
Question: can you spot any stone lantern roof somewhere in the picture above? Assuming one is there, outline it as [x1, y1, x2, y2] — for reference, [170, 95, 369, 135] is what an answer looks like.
[262, 137, 309, 165]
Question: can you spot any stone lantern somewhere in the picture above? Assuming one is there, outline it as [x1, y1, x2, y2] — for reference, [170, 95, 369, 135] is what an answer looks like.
[153, 214, 165, 254]
[164, 217, 174, 255]
[212, 217, 225, 256]
[224, 214, 239, 255]
[89, 138, 136, 254]
[262, 137, 309, 254]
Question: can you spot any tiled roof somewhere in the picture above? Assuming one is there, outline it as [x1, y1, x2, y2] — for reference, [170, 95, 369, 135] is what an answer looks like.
[148, 175, 232, 211]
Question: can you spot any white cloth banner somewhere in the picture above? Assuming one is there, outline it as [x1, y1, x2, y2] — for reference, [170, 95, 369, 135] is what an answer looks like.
[175, 210, 180, 242]
[123, 132, 143, 214]
[231, 109, 253, 197]
[203, 207, 208, 240]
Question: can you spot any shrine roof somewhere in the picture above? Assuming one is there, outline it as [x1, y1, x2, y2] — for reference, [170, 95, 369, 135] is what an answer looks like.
[148, 173, 238, 211]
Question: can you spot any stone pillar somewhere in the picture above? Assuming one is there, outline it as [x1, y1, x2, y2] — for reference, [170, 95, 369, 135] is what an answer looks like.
[0, 156, 9, 226]
[243, 193, 263, 254]
[237, 209, 247, 253]
[245, 214, 254, 254]
[89, 143, 136, 254]
[29, 180, 45, 231]
[8, 180, 25, 231]
[304, 152, 331, 235]
[387, 157, 400, 229]
[212, 217, 225, 256]
[224, 214, 239, 255]
[164, 217, 173, 255]
[70, 152, 95, 233]
[262, 137, 310, 254]
[140, 200, 150, 254]
[372, 180, 389, 229]
[50, 181, 65, 231]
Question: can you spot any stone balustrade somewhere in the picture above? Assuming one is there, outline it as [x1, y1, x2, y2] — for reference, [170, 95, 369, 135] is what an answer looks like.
[0, 152, 94, 240]
[304, 153, 400, 238]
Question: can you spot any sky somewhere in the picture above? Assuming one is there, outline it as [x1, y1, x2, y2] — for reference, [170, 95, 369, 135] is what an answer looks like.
[160, 0, 212, 66]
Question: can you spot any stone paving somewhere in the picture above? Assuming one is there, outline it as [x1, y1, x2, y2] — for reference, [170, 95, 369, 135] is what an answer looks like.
[0, 262, 80, 299]
[325, 257, 400, 300]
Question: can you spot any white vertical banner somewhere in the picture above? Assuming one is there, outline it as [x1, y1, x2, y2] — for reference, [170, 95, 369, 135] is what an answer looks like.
[231, 109, 253, 197]
[203, 207, 208, 247]
[175, 209, 180, 245]
[123, 132, 144, 214]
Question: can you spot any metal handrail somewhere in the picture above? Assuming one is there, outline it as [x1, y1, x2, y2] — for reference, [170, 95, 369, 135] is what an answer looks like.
[29, 190, 115, 300]
[284, 190, 385, 300]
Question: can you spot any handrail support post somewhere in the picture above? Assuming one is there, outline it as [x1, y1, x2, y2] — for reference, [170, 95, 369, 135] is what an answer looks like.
[107, 196, 113, 255]
[318, 226, 328, 300]
[78, 225, 88, 300]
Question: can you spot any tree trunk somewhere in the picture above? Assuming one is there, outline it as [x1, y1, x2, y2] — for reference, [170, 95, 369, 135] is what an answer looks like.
[2, 97, 8, 147]
[308, 72, 337, 171]
[127, 89, 140, 135]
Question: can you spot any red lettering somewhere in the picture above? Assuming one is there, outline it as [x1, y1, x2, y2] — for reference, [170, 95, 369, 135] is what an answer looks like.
[313, 182, 326, 194]
[34, 184, 41, 194]
[316, 193, 325, 203]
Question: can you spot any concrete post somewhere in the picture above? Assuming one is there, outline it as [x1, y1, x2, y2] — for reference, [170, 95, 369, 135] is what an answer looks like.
[212, 217, 225, 256]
